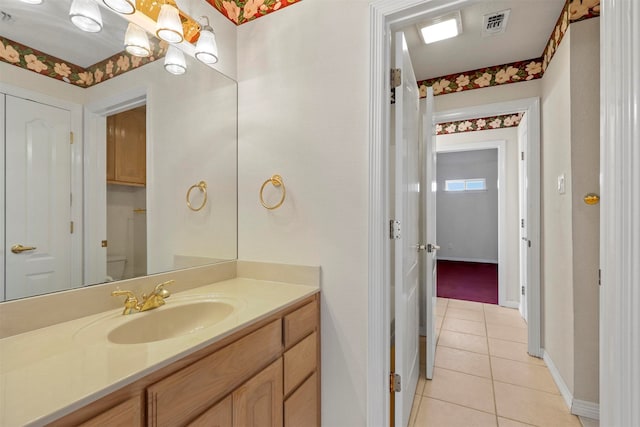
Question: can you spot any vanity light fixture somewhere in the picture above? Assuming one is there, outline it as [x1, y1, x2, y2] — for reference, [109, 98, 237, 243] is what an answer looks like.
[124, 23, 151, 57]
[417, 10, 462, 44]
[164, 45, 187, 75]
[194, 16, 218, 65]
[19, 0, 44, 4]
[156, 3, 184, 44]
[102, 0, 135, 15]
[69, 0, 103, 33]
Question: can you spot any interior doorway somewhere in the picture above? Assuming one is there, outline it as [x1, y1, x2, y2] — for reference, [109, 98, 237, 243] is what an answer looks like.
[435, 148, 500, 305]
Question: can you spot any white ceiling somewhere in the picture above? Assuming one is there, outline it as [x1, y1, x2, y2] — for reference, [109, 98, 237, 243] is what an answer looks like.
[0, 0, 128, 68]
[403, 0, 565, 81]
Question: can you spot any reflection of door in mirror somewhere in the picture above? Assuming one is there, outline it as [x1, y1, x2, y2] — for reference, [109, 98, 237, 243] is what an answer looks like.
[106, 106, 147, 281]
[3, 94, 81, 300]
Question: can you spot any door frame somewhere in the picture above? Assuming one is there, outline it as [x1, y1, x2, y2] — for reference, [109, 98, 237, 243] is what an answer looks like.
[599, 1, 640, 425]
[434, 99, 540, 322]
[433, 139, 508, 307]
[0, 82, 84, 300]
[367, 1, 536, 422]
[83, 86, 147, 285]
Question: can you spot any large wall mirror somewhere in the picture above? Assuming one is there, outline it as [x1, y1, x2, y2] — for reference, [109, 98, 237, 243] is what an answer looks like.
[0, 0, 237, 302]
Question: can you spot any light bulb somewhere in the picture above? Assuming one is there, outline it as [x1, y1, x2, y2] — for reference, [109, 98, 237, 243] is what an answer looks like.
[195, 26, 218, 64]
[19, 0, 44, 4]
[69, 0, 103, 33]
[124, 23, 151, 57]
[164, 46, 187, 75]
[102, 0, 135, 15]
[156, 4, 184, 44]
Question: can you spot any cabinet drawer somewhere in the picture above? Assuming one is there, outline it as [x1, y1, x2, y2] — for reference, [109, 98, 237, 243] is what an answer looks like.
[284, 331, 317, 395]
[78, 396, 142, 427]
[147, 320, 282, 426]
[284, 372, 318, 427]
[283, 301, 318, 348]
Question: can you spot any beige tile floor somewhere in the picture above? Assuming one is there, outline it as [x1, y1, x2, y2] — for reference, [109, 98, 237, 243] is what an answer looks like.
[409, 298, 585, 427]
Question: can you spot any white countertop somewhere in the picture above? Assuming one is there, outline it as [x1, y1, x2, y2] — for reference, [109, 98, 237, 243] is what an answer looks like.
[0, 278, 318, 426]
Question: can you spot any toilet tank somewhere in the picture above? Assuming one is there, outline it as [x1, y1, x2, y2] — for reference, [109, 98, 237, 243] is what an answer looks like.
[106, 255, 127, 281]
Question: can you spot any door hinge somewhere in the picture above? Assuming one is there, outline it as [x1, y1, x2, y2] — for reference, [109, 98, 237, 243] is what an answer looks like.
[521, 219, 525, 228]
[390, 373, 402, 393]
[521, 285, 525, 296]
[70, 221, 74, 234]
[598, 269, 601, 286]
[70, 193, 73, 206]
[390, 220, 401, 240]
[391, 68, 402, 89]
[101, 240, 108, 248]
[521, 151, 524, 161]
[70, 131, 74, 144]
[528, 240, 531, 248]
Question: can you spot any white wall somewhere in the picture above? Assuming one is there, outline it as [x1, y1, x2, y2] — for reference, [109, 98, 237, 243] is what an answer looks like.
[237, 1, 370, 425]
[0, 62, 85, 105]
[434, 79, 542, 112]
[569, 18, 600, 405]
[436, 149, 499, 263]
[542, 25, 575, 396]
[106, 185, 147, 279]
[84, 59, 238, 275]
[436, 127, 520, 303]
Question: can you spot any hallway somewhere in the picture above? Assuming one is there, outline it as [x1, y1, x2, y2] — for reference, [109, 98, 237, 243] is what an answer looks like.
[411, 298, 582, 426]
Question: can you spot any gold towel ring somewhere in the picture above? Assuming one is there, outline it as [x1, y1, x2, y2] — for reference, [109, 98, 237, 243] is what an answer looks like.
[186, 181, 208, 211]
[260, 175, 286, 210]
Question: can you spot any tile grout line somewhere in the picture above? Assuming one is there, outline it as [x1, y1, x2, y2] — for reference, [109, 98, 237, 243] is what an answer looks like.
[483, 304, 500, 427]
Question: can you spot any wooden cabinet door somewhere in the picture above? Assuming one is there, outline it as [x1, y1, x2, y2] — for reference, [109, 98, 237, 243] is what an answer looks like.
[233, 358, 283, 427]
[284, 372, 318, 427]
[106, 115, 116, 182]
[188, 396, 232, 427]
[114, 106, 146, 186]
[106, 106, 146, 186]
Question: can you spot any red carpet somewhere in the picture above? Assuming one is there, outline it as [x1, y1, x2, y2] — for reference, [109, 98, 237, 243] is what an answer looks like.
[437, 260, 498, 304]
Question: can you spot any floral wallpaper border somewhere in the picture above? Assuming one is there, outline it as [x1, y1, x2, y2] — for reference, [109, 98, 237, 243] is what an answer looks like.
[0, 35, 168, 89]
[436, 113, 524, 136]
[418, 0, 600, 99]
[206, 0, 303, 25]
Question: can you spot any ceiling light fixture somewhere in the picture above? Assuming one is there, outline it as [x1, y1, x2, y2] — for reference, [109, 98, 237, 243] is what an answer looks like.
[102, 0, 135, 15]
[19, 0, 44, 4]
[194, 16, 218, 65]
[124, 23, 151, 57]
[164, 45, 187, 75]
[417, 10, 462, 45]
[156, 3, 184, 44]
[69, 0, 103, 33]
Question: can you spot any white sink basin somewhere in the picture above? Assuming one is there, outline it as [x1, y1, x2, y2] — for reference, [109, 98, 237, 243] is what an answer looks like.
[74, 296, 240, 345]
[108, 301, 235, 344]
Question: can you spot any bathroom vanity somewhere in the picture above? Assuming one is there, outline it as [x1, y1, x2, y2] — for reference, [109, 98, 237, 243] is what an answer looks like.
[0, 262, 320, 427]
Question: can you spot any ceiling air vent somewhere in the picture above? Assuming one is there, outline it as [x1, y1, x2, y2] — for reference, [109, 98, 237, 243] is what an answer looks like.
[482, 9, 510, 36]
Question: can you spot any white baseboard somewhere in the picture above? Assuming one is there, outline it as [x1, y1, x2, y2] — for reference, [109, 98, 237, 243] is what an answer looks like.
[437, 257, 498, 264]
[571, 399, 600, 420]
[542, 350, 573, 410]
[501, 300, 519, 309]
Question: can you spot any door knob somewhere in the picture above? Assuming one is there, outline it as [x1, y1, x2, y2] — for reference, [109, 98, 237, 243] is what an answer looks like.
[427, 243, 440, 253]
[11, 244, 37, 254]
[417, 244, 427, 251]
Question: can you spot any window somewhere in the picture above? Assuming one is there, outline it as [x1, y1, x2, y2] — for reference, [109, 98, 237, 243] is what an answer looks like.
[444, 178, 487, 192]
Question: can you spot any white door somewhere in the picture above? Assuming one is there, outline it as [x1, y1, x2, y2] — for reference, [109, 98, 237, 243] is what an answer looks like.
[518, 115, 528, 321]
[422, 87, 438, 380]
[393, 31, 420, 427]
[5, 95, 72, 300]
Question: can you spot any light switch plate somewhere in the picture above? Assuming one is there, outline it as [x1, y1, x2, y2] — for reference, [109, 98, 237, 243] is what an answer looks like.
[557, 174, 566, 194]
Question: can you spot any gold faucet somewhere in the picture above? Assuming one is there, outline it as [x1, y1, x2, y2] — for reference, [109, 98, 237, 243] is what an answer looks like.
[111, 280, 175, 315]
